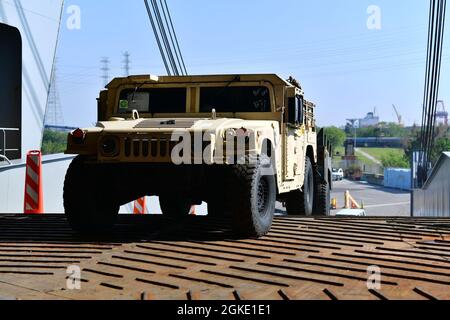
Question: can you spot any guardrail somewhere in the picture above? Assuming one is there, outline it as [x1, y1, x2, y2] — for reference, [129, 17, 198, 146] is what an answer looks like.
[412, 152, 450, 217]
[0, 127, 20, 164]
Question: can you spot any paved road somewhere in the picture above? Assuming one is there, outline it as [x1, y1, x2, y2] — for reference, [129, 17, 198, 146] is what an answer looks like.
[276, 179, 411, 217]
[330, 179, 410, 216]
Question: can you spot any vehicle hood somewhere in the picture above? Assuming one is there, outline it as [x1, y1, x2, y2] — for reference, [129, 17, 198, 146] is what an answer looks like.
[93, 117, 278, 135]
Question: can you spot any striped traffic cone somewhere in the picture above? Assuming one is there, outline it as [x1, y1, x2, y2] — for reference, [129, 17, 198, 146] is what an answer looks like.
[24, 151, 44, 214]
[133, 197, 147, 214]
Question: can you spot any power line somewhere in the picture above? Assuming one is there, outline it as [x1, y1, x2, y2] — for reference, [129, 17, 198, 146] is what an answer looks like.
[144, 0, 171, 75]
[143, 0, 187, 76]
[151, 0, 179, 75]
[417, 0, 447, 187]
[161, 0, 187, 75]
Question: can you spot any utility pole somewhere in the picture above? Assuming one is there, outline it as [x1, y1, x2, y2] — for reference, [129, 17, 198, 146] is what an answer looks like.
[346, 119, 358, 155]
[100, 57, 110, 87]
[123, 51, 131, 76]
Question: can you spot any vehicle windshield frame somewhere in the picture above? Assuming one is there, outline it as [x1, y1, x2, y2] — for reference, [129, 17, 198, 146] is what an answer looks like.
[113, 82, 275, 117]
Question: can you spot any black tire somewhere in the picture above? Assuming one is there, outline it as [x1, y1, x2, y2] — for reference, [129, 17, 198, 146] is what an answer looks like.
[159, 195, 192, 217]
[63, 156, 119, 235]
[207, 199, 227, 218]
[229, 155, 276, 237]
[285, 157, 314, 216]
[314, 181, 331, 216]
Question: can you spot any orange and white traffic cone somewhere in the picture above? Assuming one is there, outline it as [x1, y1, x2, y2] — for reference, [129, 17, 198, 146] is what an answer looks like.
[24, 150, 44, 214]
[344, 190, 361, 210]
[331, 198, 337, 210]
[133, 197, 147, 214]
[344, 191, 350, 209]
[189, 205, 196, 216]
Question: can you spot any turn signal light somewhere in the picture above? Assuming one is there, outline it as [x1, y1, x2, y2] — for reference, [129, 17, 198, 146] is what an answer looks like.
[72, 129, 86, 143]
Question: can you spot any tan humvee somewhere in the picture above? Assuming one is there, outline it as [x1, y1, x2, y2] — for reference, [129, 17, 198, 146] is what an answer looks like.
[64, 74, 332, 237]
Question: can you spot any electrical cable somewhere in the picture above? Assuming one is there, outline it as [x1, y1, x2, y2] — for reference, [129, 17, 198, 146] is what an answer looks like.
[162, 0, 188, 75]
[417, 0, 446, 187]
[159, 0, 184, 75]
[144, 0, 171, 75]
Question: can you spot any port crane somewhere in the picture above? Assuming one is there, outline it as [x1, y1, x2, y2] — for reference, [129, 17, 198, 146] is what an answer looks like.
[436, 100, 448, 126]
[392, 104, 404, 127]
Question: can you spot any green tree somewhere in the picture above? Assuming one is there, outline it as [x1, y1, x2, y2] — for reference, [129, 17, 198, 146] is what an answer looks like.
[405, 127, 450, 165]
[41, 129, 68, 155]
[431, 137, 450, 163]
[324, 126, 346, 151]
[352, 123, 408, 138]
[380, 151, 410, 168]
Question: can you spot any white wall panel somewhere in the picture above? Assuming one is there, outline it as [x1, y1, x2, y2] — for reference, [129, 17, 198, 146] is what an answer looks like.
[0, 0, 64, 159]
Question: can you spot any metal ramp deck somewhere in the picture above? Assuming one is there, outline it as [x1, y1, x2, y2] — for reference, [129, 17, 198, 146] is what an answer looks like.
[0, 214, 449, 300]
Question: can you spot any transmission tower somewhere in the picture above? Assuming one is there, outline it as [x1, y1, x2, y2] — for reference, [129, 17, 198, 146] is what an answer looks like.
[123, 51, 131, 76]
[100, 57, 110, 87]
[436, 100, 448, 126]
[44, 59, 64, 126]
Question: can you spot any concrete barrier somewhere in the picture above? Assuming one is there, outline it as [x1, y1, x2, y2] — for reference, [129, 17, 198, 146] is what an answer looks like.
[384, 168, 411, 191]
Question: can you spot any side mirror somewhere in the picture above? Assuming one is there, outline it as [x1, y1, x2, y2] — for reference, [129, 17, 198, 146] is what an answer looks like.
[298, 97, 304, 125]
[288, 97, 298, 124]
[97, 90, 108, 121]
[288, 96, 304, 125]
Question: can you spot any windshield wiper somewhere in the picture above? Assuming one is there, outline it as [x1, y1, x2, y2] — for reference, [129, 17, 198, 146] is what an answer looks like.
[160, 120, 176, 125]
[207, 75, 241, 111]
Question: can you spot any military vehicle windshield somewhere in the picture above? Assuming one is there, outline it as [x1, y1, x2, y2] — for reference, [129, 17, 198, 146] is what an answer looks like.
[118, 88, 186, 113]
[200, 86, 270, 113]
[117, 85, 271, 114]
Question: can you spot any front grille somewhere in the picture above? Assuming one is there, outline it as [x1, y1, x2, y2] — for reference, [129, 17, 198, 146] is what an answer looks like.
[99, 134, 217, 163]
[116, 134, 177, 162]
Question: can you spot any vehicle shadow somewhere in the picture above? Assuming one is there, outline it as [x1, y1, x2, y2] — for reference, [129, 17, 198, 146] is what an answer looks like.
[0, 214, 246, 244]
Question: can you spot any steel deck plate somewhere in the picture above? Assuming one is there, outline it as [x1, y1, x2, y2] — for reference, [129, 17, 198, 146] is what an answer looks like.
[0, 214, 449, 300]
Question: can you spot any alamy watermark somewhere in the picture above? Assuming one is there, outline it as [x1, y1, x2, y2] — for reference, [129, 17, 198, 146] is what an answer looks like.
[168, 129, 279, 176]
[66, 5, 81, 30]
[66, 265, 81, 290]
[367, 265, 382, 290]
[367, 5, 382, 30]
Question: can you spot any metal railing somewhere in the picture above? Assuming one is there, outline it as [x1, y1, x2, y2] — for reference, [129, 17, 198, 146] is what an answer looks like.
[0, 127, 20, 164]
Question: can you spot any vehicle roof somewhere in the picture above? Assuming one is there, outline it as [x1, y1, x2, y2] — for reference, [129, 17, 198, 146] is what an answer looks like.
[107, 73, 294, 89]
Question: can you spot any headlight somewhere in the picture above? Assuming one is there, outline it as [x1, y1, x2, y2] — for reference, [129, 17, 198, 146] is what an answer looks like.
[100, 136, 120, 157]
[225, 128, 236, 139]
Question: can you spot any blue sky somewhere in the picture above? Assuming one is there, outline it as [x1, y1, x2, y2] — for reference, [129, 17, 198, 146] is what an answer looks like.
[56, 0, 449, 128]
